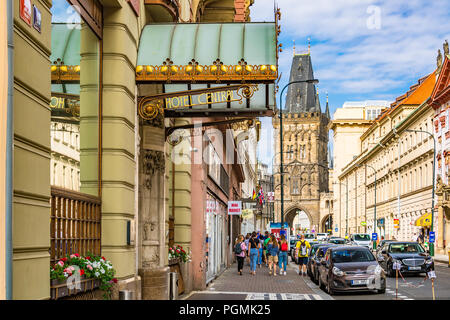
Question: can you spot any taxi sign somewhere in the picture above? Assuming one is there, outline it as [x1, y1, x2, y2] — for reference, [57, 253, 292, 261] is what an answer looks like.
[372, 233, 378, 241]
[429, 232, 435, 243]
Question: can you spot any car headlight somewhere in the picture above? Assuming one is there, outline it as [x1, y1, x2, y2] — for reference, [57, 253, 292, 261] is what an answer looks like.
[332, 267, 345, 277]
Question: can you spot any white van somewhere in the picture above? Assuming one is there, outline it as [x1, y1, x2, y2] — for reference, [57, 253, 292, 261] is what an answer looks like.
[316, 233, 328, 241]
[350, 233, 372, 248]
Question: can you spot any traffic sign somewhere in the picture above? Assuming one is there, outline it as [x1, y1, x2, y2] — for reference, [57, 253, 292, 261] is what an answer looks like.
[372, 233, 378, 241]
[429, 231, 436, 243]
[335, 228, 338, 232]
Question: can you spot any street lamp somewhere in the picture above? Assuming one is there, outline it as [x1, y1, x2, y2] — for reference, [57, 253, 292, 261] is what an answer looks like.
[278, 79, 319, 232]
[333, 181, 348, 237]
[357, 163, 377, 250]
[405, 129, 436, 256]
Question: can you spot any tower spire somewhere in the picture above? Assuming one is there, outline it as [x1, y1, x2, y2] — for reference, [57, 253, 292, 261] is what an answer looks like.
[325, 92, 330, 118]
[293, 40, 296, 56]
[308, 37, 311, 54]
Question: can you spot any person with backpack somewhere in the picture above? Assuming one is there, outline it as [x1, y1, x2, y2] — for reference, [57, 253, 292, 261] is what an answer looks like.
[248, 232, 260, 275]
[267, 235, 280, 276]
[234, 235, 247, 275]
[257, 234, 265, 268]
[295, 234, 311, 276]
[278, 234, 288, 275]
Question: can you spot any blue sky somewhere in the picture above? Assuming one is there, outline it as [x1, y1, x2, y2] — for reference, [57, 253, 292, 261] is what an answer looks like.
[251, 0, 450, 170]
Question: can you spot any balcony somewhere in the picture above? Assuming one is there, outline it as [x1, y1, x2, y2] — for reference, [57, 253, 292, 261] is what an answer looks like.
[144, 0, 180, 22]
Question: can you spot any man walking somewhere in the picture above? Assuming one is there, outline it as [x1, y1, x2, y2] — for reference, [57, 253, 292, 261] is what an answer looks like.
[295, 234, 311, 276]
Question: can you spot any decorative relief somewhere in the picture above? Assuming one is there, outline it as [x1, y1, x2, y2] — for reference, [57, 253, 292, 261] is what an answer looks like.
[143, 220, 157, 240]
[143, 150, 165, 189]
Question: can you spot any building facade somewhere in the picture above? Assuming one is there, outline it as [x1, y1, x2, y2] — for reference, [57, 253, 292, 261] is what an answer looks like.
[272, 53, 331, 231]
[4, 0, 278, 300]
[335, 71, 436, 240]
[433, 46, 450, 257]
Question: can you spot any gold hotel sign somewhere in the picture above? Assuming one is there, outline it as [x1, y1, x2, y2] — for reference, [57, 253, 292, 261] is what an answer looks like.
[138, 84, 259, 121]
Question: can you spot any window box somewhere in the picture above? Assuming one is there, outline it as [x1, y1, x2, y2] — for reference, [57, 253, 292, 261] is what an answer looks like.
[50, 276, 101, 300]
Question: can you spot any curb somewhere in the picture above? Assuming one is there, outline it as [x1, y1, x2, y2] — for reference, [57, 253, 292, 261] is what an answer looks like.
[287, 263, 333, 300]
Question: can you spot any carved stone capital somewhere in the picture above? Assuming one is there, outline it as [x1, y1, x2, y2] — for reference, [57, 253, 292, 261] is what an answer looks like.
[143, 150, 165, 189]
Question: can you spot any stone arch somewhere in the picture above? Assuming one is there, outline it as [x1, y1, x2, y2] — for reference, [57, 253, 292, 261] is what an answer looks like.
[321, 214, 333, 233]
[283, 203, 314, 229]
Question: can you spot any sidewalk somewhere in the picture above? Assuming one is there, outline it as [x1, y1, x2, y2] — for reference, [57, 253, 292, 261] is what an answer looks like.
[202, 261, 315, 294]
[434, 253, 449, 264]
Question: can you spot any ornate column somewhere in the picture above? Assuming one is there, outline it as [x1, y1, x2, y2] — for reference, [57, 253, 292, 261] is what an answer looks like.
[138, 114, 170, 300]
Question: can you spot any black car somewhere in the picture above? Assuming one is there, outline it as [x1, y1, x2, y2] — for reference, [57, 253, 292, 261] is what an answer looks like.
[308, 244, 337, 284]
[377, 241, 434, 277]
[306, 244, 330, 274]
[376, 239, 395, 252]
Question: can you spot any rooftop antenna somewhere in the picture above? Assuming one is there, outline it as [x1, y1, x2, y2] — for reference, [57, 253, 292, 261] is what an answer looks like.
[308, 37, 311, 54]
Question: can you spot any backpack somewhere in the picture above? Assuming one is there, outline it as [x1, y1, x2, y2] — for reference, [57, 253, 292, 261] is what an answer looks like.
[281, 242, 288, 252]
[299, 241, 307, 256]
[234, 243, 242, 254]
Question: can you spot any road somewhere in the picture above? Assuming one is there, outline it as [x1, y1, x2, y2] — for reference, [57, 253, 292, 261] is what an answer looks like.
[182, 257, 450, 300]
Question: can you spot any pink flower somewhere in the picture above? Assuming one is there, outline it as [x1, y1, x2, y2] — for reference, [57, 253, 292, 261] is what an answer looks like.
[70, 254, 76, 259]
[87, 265, 93, 271]
[57, 261, 64, 267]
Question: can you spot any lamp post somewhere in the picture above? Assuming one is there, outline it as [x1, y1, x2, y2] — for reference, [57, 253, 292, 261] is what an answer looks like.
[406, 129, 436, 256]
[334, 181, 348, 237]
[358, 164, 377, 250]
[279, 79, 319, 232]
[271, 150, 293, 224]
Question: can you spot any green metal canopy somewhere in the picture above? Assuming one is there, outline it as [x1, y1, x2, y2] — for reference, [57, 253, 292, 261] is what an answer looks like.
[137, 22, 277, 67]
[50, 23, 80, 65]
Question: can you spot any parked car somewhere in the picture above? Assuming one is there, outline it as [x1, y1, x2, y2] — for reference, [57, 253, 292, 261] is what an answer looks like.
[317, 246, 386, 295]
[328, 238, 346, 245]
[377, 241, 434, 277]
[316, 233, 328, 241]
[289, 239, 299, 258]
[349, 233, 372, 249]
[308, 244, 337, 284]
[376, 239, 395, 252]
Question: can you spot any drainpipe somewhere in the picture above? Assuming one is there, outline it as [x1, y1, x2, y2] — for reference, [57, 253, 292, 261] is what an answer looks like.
[6, 0, 13, 300]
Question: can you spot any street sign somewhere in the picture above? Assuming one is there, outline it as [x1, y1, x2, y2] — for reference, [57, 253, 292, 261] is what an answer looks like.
[393, 261, 402, 270]
[429, 231, 436, 243]
[335, 228, 338, 232]
[361, 221, 367, 226]
[227, 201, 242, 215]
[372, 233, 378, 241]
[267, 192, 274, 202]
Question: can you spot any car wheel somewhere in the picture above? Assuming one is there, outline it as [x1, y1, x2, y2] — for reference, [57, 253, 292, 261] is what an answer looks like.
[377, 287, 386, 294]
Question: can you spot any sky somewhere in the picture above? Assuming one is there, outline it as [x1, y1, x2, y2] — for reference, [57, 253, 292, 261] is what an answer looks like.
[252, 0, 450, 170]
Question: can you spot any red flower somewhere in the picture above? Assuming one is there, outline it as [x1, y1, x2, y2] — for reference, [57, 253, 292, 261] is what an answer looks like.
[80, 269, 85, 276]
[86, 256, 91, 260]
[112, 278, 118, 283]
[74, 253, 80, 257]
[102, 256, 106, 261]
[61, 257, 68, 262]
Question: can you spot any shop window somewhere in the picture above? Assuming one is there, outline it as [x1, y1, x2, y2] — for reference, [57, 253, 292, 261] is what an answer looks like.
[49, 1, 102, 264]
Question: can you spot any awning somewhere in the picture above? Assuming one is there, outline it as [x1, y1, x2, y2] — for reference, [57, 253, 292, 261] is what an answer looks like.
[415, 212, 432, 227]
[136, 23, 278, 83]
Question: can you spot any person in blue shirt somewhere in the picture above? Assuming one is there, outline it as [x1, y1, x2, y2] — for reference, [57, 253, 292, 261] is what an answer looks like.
[267, 235, 280, 276]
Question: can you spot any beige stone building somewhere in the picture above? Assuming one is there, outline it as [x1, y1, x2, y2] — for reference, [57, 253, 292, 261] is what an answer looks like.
[335, 71, 436, 240]
[272, 53, 331, 231]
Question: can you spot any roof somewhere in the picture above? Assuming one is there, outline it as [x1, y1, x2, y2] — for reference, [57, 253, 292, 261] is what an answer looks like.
[50, 23, 80, 65]
[137, 23, 277, 66]
[285, 54, 320, 113]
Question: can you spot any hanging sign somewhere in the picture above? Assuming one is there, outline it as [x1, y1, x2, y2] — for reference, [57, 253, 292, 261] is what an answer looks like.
[227, 201, 242, 215]
[267, 192, 275, 202]
[33, 5, 41, 32]
[429, 231, 436, 243]
[20, 0, 32, 25]
[394, 219, 400, 229]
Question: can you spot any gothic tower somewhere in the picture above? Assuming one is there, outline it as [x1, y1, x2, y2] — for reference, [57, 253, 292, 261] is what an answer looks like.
[272, 53, 330, 231]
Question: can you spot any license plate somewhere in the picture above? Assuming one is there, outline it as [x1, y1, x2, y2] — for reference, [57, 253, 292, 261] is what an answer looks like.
[408, 266, 421, 271]
[351, 279, 367, 285]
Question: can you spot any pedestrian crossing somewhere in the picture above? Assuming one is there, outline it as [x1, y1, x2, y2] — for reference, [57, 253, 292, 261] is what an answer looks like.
[245, 293, 323, 300]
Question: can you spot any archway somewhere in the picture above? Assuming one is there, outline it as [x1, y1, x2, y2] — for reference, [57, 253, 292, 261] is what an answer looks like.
[321, 214, 333, 234]
[284, 205, 314, 236]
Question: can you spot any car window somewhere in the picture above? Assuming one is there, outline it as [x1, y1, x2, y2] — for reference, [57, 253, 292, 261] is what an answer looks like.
[354, 234, 370, 241]
[317, 248, 325, 259]
[331, 249, 375, 263]
[389, 243, 424, 253]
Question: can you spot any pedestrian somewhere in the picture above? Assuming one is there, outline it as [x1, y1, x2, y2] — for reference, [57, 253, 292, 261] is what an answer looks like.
[263, 231, 270, 266]
[248, 232, 260, 275]
[234, 235, 246, 275]
[267, 235, 280, 276]
[278, 234, 288, 275]
[257, 234, 264, 268]
[295, 234, 311, 276]
[245, 233, 251, 265]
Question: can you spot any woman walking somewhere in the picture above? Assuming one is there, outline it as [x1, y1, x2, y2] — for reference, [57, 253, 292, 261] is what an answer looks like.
[248, 232, 260, 275]
[278, 234, 288, 275]
[257, 234, 265, 268]
[235, 235, 246, 275]
[267, 235, 280, 276]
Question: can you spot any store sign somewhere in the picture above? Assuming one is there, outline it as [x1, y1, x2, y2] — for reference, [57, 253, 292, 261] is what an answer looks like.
[394, 219, 400, 229]
[20, 0, 32, 25]
[360, 221, 367, 226]
[33, 5, 41, 32]
[227, 201, 242, 215]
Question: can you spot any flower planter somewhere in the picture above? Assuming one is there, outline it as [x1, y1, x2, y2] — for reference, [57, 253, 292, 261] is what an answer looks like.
[50, 276, 101, 300]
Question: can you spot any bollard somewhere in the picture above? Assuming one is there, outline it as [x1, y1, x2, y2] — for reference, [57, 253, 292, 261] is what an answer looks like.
[169, 272, 179, 300]
[119, 290, 133, 300]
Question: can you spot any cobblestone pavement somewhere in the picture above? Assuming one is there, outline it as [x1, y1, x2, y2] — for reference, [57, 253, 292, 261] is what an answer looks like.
[183, 259, 331, 300]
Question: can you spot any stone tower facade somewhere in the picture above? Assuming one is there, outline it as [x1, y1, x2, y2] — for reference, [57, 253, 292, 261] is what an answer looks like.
[273, 53, 331, 232]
